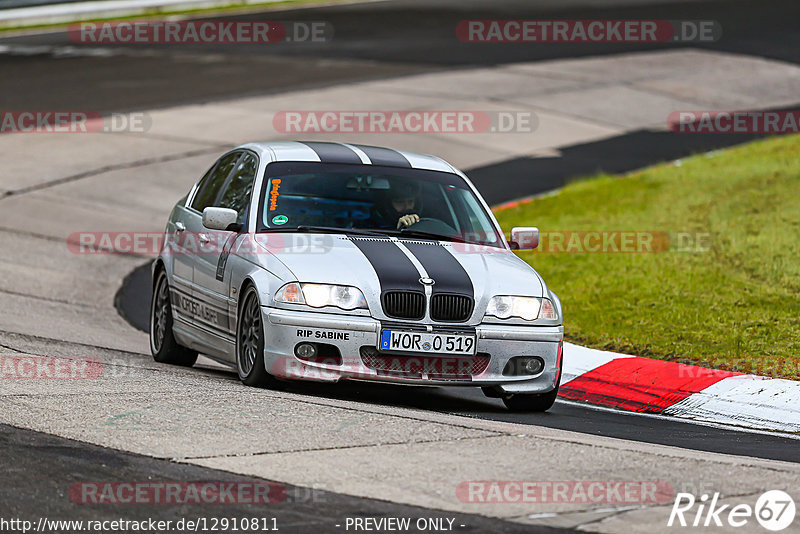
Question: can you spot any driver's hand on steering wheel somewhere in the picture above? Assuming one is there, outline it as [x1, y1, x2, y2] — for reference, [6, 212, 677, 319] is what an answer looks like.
[397, 214, 420, 229]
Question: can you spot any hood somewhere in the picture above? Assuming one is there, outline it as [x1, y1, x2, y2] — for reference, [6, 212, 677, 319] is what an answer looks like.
[252, 234, 545, 316]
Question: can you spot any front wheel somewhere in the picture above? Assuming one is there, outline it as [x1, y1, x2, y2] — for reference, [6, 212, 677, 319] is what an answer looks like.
[150, 270, 198, 367]
[501, 386, 559, 413]
[236, 286, 276, 388]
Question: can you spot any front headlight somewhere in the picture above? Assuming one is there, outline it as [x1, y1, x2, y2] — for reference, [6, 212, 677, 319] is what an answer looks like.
[274, 282, 368, 311]
[485, 296, 557, 321]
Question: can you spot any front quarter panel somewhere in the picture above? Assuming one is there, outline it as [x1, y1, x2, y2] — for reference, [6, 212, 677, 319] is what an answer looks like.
[228, 241, 295, 310]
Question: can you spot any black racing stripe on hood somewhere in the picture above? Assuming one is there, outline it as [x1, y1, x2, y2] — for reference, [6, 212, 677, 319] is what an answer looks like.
[401, 241, 473, 296]
[301, 142, 362, 164]
[353, 145, 411, 168]
[348, 238, 422, 292]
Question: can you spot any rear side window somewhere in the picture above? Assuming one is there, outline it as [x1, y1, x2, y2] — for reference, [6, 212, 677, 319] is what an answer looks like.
[191, 152, 240, 213]
[217, 153, 258, 225]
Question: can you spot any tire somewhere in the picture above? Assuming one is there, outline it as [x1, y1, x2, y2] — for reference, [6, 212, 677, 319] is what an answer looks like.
[236, 286, 275, 388]
[150, 270, 198, 367]
[501, 386, 559, 413]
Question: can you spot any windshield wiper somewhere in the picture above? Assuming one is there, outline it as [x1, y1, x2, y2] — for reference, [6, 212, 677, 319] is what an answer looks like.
[353, 227, 469, 243]
[395, 228, 470, 244]
[264, 226, 386, 236]
[263, 225, 477, 244]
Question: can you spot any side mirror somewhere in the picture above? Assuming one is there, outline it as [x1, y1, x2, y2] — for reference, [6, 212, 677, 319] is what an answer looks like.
[509, 227, 539, 250]
[202, 207, 240, 231]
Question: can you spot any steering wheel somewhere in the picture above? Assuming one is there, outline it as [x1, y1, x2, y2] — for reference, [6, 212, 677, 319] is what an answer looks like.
[404, 217, 458, 236]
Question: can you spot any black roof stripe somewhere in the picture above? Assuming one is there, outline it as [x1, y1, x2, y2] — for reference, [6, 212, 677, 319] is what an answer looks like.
[353, 144, 412, 168]
[301, 142, 362, 164]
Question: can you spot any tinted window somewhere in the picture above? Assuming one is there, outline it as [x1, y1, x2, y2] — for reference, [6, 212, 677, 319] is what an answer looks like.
[217, 153, 257, 226]
[191, 152, 240, 212]
[258, 162, 503, 247]
[189, 165, 215, 206]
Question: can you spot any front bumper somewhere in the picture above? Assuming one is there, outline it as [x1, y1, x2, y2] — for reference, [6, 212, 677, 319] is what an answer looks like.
[263, 307, 563, 394]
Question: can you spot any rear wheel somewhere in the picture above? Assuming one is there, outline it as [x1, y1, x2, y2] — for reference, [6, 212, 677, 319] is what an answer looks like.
[236, 286, 275, 387]
[501, 386, 559, 413]
[150, 270, 198, 367]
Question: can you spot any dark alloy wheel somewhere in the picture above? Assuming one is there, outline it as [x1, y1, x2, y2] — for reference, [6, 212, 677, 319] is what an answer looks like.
[150, 270, 198, 367]
[236, 286, 275, 387]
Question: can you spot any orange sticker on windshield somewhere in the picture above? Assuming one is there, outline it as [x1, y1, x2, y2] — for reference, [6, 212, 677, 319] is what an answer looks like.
[269, 178, 281, 211]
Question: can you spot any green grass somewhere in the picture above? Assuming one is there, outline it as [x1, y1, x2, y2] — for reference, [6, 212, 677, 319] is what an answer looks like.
[494, 135, 800, 379]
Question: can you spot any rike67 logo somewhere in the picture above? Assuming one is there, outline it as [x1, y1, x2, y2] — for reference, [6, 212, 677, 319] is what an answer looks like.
[669, 490, 796, 531]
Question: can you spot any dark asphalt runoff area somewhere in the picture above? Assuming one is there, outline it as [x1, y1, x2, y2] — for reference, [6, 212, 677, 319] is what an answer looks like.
[2, 0, 800, 113]
[0, 423, 574, 534]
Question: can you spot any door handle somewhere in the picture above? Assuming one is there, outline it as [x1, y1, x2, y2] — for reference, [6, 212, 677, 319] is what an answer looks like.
[175, 221, 186, 233]
[198, 233, 211, 244]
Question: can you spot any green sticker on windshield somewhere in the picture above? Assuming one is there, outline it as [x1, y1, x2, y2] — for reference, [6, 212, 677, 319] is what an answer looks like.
[272, 215, 288, 225]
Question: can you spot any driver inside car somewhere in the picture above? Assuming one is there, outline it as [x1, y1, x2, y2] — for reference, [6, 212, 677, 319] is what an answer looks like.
[372, 180, 423, 229]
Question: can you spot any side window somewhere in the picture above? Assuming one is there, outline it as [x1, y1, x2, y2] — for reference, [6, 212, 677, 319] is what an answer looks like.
[190, 152, 241, 213]
[188, 164, 215, 207]
[217, 153, 258, 226]
[447, 187, 498, 243]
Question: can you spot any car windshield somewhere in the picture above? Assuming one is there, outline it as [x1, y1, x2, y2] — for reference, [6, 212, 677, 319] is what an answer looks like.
[257, 161, 504, 247]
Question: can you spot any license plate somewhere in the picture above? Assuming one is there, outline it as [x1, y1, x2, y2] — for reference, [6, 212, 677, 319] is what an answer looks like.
[379, 330, 476, 356]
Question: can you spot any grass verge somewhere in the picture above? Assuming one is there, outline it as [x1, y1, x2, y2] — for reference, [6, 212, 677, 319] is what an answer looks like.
[493, 134, 800, 379]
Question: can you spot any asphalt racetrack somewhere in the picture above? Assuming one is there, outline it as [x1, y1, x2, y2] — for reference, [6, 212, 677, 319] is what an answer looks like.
[116, 243, 800, 465]
[2, 0, 800, 530]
